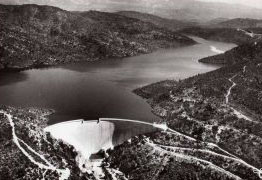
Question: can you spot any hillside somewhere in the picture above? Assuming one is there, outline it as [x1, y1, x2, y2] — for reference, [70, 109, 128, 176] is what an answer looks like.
[2, 44, 262, 179]
[203, 18, 229, 26]
[117, 11, 194, 31]
[2, 3, 262, 180]
[0, 4, 195, 71]
[214, 18, 262, 29]
[0, 106, 97, 179]
[104, 47, 262, 180]
[180, 17, 262, 45]
[199, 41, 262, 64]
[2, 0, 262, 23]
[99, 20, 262, 180]
[180, 27, 262, 45]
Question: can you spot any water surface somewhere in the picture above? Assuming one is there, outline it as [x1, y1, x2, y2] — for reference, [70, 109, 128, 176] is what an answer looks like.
[0, 37, 236, 149]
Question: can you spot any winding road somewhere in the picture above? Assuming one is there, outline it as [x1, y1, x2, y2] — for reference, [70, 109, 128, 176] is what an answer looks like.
[225, 74, 238, 104]
[100, 117, 260, 179]
[225, 66, 260, 123]
[0, 110, 70, 180]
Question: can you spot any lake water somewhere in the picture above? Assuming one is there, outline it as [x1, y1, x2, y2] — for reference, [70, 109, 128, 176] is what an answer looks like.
[0, 37, 236, 154]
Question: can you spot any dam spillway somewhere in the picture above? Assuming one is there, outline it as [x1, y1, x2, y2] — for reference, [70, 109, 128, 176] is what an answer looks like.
[44, 118, 165, 159]
[44, 120, 115, 159]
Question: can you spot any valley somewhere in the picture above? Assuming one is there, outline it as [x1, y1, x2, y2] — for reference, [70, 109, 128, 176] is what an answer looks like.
[0, 4, 195, 71]
[0, 2, 262, 180]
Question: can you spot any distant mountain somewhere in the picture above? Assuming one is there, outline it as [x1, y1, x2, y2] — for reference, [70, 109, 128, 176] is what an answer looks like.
[1, 0, 262, 23]
[199, 41, 262, 65]
[117, 11, 195, 31]
[170, 1, 262, 22]
[0, 4, 195, 71]
[179, 27, 255, 45]
[203, 18, 229, 26]
[179, 17, 262, 46]
[214, 18, 262, 29]
[0, 0, 194, 12]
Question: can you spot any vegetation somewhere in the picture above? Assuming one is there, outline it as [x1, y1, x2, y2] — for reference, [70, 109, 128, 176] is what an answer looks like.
[117, 11, 195, 31]
[1, 4, 262, 180]
[180, 27, 255, 44]
[105, 23, 262, 179]
[0, 106, 96, 180]
[199, 41, 262, 64]
[0, 4, 195, 71]
[214, 18, 262, 29]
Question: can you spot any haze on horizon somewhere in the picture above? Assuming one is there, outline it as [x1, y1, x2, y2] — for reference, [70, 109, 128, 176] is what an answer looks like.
[199, 0, 262, 9]
[1, 0, 262, 22]
[1, 0, 262, 10]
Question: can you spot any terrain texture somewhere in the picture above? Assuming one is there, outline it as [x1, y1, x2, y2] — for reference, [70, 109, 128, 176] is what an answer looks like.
[1, 4, 262, 180]
[104, 31, 262, 180]
[0, 106, 96, 180]
[180, 18, 262, 45]
[0, 4, 195, 71]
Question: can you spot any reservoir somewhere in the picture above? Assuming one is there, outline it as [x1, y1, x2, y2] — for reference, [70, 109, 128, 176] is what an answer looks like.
[0, 37, 236, 154]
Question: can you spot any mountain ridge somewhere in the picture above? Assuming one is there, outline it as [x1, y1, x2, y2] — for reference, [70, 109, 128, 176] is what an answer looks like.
[214, 18, 262, 29]
[117, 11, 195, 31]
[199, 41, 262, 65]
[1, 0, 262, 23]
[0, 4, 195, 71]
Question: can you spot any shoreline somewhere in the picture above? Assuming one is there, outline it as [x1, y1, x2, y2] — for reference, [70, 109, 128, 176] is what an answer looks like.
[1, 34, 260, 179]
[0, 40, 197, 73]
[1, 51, 261, 179]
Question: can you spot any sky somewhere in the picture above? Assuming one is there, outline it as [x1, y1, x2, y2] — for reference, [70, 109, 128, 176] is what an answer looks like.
[0, 0, 261, 22]
[198, 0, 262, 9]
[1, 0, 262, 10]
